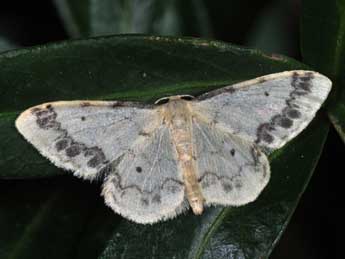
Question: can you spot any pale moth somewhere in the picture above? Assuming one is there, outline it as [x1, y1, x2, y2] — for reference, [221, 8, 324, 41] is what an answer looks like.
[16, 70, 331, 224]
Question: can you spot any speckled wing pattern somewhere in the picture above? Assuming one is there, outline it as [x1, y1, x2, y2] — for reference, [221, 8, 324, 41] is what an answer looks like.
[194, 71, 332, 153]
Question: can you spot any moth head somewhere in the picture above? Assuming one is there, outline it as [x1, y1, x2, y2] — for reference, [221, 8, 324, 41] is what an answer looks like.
[154, 95, 195, 105]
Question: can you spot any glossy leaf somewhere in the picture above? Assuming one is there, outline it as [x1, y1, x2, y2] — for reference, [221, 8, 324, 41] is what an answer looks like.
[0, 177, 117, 259]
[53, 0, 212, 37]
[301, 0, 345, 143]
[0, 35, 304, 179]
[0, 36, 329, 258]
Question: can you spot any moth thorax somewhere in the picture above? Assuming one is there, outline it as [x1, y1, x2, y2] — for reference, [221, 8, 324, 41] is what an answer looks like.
[172, 127, 192, 154]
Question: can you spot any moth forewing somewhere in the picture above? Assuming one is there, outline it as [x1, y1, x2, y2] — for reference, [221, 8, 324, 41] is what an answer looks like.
[194, 70, 332, 153]
[15, 101, 157, 181]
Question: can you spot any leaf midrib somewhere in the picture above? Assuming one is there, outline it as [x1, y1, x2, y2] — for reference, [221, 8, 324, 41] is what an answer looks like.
[193, 208, 228, 259]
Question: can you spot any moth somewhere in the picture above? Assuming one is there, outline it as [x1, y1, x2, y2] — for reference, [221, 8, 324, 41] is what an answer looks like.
[15, 70, 331, 224]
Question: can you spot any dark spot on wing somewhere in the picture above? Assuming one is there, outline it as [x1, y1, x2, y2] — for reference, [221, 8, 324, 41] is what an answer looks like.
[152, 194, 161, 204]
[87, 156, 102, 168]
[66, 145, 82, 157]
[272, 115, 293, 128]
[278, 117, 293, 128]
[136, 166, 142, 173]
[55, 139, 68, 151]
[287, 108, 301, 119]
[81, 116, 86, 121]
[37, 117, 49, 127]
[141, 198, 149, 206]
[256, 123, 274, 144]
[84, 147, 104, 157]
[230, 149, 235, 156]
[291, 72, 314, 94]
[264, 91, 270, 96]
[300, 76, 310, 81]
[111, 102, 126, 108]
[262, 132, 274, 143]
[299, 82, 311, 91]
[300, 72, 314, 81]
[222, 183, 233, 193]
[235, 180, 243, 189]
[84, 147, 107, 168]
[33, 107, 59, 129]
[226, 87, 236, 93]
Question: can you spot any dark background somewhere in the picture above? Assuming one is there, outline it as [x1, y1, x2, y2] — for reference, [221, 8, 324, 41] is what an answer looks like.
[0, 1, 340, 258]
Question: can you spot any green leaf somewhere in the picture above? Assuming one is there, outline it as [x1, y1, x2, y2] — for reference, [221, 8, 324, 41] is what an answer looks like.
[301, 0, 345, 143]
[0, 177, 117, 259]
[0, 112, 62, 178]
[53, 0, 212, 38]
[0, 36, 329, 258]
